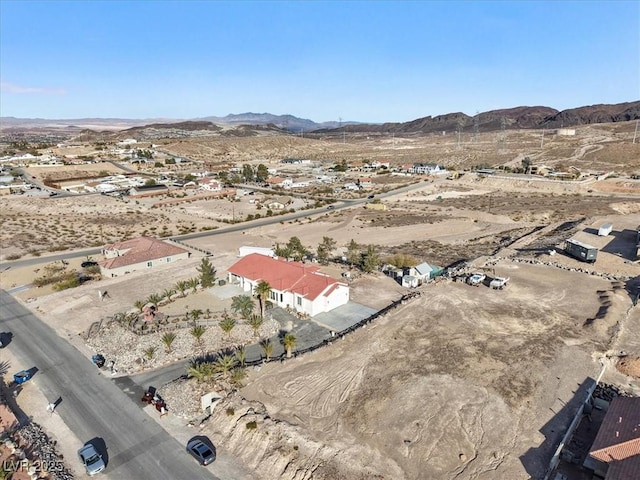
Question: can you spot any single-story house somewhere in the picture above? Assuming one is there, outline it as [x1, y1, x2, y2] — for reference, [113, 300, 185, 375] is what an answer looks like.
[99, 236, 190, 277]
[411, 163, 445, 175]
[227, 253, 349, 317]
[586, 396, 640, 480]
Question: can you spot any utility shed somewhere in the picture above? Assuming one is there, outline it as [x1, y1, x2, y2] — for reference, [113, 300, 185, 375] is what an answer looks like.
[565, 238, 598, 263]
[598, 224, 613, 236]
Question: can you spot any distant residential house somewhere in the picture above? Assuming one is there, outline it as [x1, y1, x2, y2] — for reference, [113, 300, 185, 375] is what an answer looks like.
[266, 177, 292, 188]
[227, 253, 349, 317]
[411, 163, 445, 175]
[586, 396, 640, 480]
[265, 196, 291, 210]
[199, 177, 222, 191]
[128, 184, 169, 197]
[99, 237, 190, 277]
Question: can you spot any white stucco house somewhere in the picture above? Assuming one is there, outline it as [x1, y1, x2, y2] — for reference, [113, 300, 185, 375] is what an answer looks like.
[227, 253, 349, 317]
[99, 237, 190, 277]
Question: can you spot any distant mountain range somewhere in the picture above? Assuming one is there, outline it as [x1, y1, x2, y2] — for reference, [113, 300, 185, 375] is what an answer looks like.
[1, 101, 638, 135]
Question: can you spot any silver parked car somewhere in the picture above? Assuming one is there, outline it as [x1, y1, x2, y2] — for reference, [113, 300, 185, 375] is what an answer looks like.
[186, 439, 216, 466]
[78, 443, 105, 475]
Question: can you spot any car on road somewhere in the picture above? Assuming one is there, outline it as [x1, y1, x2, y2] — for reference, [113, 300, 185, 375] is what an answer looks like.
[186, 439, 216, 466]
[367, 194, 375, 199]
[78, 443, 105, 475]
[326, 205, 335, 210]
[81, 261, 98, 268]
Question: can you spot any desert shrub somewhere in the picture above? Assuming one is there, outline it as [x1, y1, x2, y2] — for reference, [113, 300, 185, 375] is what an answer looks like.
[53, 272, 81, 291]
[245, 421, 257, 430]
[226, 407, 235, 416]
[5, 253, 21, 260]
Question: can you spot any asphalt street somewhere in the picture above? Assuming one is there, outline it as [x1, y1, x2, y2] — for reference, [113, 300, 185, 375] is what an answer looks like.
[0, 289, 219, 480]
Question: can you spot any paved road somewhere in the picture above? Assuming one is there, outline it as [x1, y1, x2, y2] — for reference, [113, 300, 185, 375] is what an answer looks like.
[0, 289, 218, 480]
[0, 179, 429, 271]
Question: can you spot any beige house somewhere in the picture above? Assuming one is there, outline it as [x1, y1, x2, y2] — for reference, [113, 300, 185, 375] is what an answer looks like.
[99, 237, 190, 277]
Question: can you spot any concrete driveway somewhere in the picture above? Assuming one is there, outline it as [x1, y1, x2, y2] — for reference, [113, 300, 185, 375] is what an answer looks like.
[313, 302, 378, 332]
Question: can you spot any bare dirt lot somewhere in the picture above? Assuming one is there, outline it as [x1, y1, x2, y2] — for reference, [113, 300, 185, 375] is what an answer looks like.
[1, 122, 639, 480]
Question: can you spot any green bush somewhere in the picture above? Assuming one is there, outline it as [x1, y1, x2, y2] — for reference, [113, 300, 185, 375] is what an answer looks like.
[226, 407, 235, 416]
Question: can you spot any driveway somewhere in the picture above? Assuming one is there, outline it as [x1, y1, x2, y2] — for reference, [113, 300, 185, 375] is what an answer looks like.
[313, 301, 378, 332]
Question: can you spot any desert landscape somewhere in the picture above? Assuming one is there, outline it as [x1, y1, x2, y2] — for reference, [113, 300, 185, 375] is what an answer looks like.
[1, 116, 639, 480]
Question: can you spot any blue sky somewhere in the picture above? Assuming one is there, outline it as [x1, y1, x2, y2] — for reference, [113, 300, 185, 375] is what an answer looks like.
[1, 1, 638, 122]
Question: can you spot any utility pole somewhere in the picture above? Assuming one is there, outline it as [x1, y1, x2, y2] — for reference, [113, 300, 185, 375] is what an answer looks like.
[633, 119, 639, 144]
[540, 129, 545, 149]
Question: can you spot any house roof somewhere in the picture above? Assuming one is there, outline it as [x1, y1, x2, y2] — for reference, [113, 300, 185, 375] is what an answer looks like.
[99, 237, 188, 270]
[228, 253, 344, 301]
[415, 262, 436, 276]
[589, 397, 640, 479]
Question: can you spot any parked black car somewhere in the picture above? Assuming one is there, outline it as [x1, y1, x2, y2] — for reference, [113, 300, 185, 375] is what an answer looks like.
[81, 261, 98, 268]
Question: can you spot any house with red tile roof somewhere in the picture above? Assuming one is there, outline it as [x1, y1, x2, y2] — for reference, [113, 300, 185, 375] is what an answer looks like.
[227, 253, 349, 317]
[587, 396, 640, 480]
[99, 237, 190, 277]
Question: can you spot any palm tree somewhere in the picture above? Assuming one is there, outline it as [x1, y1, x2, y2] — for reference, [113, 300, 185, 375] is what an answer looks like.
[161, 332, 177, 353]
[187, 362, 209, 383]
[188, 277, 200, 293]
[231, 295, 255, 319]
[247, 314, 263, 337]
[215, 355, 237, 378]
[146, 293, 163, 307]
[235, 347, 246, 367]
[282, 333, 297, 358]
[143, 346, 157, 361]
[162, 288, 176, 303]
[260, 338, 274, 361]
[219, 317, 237, 339]
[189, 309, 204, 323]
[230, 367, 247, 387]
[190, 325, 206, 348]
[175, 280, 189, 297]
[255, 281, 272, 319]
[134, 300, 145, 312]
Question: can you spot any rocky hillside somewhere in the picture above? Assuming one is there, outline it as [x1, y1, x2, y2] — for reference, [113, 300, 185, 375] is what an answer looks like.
[322, 101, 640, 135]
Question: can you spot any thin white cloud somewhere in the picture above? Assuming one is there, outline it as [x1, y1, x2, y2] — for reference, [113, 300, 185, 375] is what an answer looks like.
[1, 82, 67, 95]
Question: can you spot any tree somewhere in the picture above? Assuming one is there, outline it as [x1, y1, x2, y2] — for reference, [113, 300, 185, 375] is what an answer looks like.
[187, 277, 199, 293]
[256, 164, 269, 182]
[260, 338, 274, 361]
[286, 236, 309, 261]
[146, 293, 163, 307]
[215, 354, 237, 378]
[187, 361, 213, 383]
[162, 288, 176, 303]
[231, 295, 255, 319]
[230, 367, 247, 387]
[521, 156, 532, 173]
[247, 314, 263, 337]
[143, 346, 157, 361]
[197, 257, 216, 288]
[281, 333, 297, 358]
[175, 280, 189, 297]
[190, 325, 206, 348]
[219, 317, 237, 339]
[316, 236, 337, 265]
[255, 281, 271, 319]
[346, 239, 360, 268]
[189, 309, 204, 322]
[235, 347, 247, 367]
[241, 164, 254, 183]
[362, 244, 380, 273]
[161, 332, 177, 353]
[144, 178, 157, 186]
[134, 300, 146, 312]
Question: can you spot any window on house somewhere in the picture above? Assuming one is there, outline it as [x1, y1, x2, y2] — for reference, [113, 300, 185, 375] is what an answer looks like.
[166, 257, 171, 262]
[147, 261, 152, 267]
[296, 296, 302, 306]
